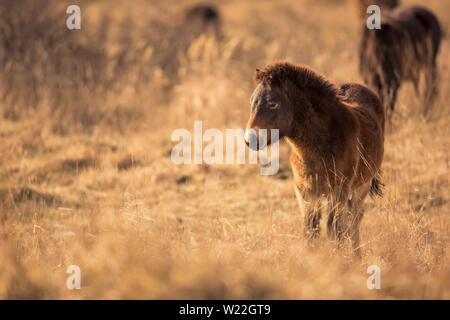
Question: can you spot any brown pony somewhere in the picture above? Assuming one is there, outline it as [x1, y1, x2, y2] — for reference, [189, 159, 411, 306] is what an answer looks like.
[245, 62, 385, 254]
[359, 6, 442, 118]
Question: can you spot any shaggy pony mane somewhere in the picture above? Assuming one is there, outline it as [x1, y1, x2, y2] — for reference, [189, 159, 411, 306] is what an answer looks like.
[254, 61, 338, 100]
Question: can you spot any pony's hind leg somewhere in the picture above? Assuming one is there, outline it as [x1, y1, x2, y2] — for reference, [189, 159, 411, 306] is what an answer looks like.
[326, 182, 369, 255]
[347, 181, 371, 256]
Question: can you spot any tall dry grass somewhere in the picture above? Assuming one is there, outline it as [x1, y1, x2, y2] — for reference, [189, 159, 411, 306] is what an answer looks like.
[0, 0, 448, 299]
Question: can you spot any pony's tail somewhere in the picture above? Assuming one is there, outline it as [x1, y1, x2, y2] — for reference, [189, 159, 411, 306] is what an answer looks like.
[370, 174, 384, 198]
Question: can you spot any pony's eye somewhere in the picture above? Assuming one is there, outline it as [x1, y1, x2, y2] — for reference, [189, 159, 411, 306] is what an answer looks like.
[268, 103, 279, 110]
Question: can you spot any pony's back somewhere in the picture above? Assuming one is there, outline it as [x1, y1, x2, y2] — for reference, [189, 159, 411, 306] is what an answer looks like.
[338, 83, 385, 130]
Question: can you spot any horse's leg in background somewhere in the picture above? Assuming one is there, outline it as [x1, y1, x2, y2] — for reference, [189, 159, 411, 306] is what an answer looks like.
[423, 61, 438, 116]
[389, 84, 399, 114]
[373, 74, 393, 127]
[295, 186, 322, 241]
[384, 81, 399, 126]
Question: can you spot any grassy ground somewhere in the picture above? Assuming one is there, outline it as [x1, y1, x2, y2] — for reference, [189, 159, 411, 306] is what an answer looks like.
[0, 0, 448, 299]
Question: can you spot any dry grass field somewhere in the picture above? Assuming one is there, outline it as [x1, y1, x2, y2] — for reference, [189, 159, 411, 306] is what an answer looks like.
[0, 0, 448, 299]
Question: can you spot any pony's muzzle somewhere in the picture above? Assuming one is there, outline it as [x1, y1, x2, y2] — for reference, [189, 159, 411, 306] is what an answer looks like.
[245, 128, 266, 150]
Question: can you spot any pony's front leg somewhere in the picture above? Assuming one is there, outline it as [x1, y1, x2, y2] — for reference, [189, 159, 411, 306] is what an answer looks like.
[326, 187, 351, 245]
[326, 201, 346, 243]
[295, 186, 322, 240]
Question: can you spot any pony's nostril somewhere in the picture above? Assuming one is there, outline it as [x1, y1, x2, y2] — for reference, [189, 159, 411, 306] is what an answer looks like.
[245, 130, 259, 150]
[244, 129, 251, 145]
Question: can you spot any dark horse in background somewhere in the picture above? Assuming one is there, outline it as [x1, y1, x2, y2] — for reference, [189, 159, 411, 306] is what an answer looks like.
[359, 6, 442, 119]
[183, 4, 222, 41]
